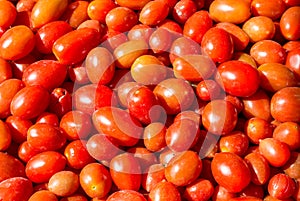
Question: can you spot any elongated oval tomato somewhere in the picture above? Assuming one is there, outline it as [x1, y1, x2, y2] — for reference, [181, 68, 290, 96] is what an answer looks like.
[53, 28, 101, 65]
[22, 60, 67, 91]
[0, 177, 33, 201]
[0, 152, 25, 183]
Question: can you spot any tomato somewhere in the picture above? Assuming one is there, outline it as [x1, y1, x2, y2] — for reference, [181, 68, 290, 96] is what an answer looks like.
[0, 177, 33, 201]
[28, 190, 58, 201]
[196, 79, 222, 101]
[212, 185, 237, 201]
[107, 190, 147, 201]
[48, 87, 72, 118]
[142, 164, 166, 192]
[85, 47, 115, 85]
[110, 153, 142, 191]
[5, 115, 32, 144]
[0, 0, 17, 29]
[18, 141, 41, 163]
[115, 0, 151, 10]
[280, 6, 300, 41]
[259, 138, 291, 167]
[35, 21, 72, 54]
[148, 181, 181, 201]
[128, 24, 153, 42]
[25, 151, 66, 183]
[143, 122, 167, 152]
[209, 0, 251, 24]
[215, 60, 260, 97]
[240, 182, 264, 199]
[183, 179, 214, 201]
[0, 25, 35, 61]
[0, 152, 25, 182]
[80, 163, 112, 198]
[244, 152, 271, 185]
[268, 173, 296, 200]
[10, 86, 50, 120]
[285, 48, 300, 80]
[64, 140, 95, 170]
[219, 131, 249, 156]
[244, 117, 273, 144]
[202, 100, 238, 135]
[116, 81, 142, 108]
[22, 60, 67, 91]
[211, 152, 251, 193]
[139, 1, 169, 26]
[165, 150, 202, 186]
[0, 58, 12, 84]
[53, 28, 101, 65]
[283, 152, 300, 179]
[153, 78, 195, 115]
[271, 87, 300, 123]
[201, 27, 234, 63]
[48, 171, 79, 197]
[251, 0, 286, 20]
[127, 147, 158, 172]
[273, 122, 300, 150]
[92, 106, 143, 146]
[172, 0, 197, 24]
[101, 29, 129, 51]
[60, 1, 89, 29]
[106, 7, 137, 32]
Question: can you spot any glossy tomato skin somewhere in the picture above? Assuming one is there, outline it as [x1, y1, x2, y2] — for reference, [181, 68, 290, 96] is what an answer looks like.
[139, 1, 169, 26]
[5, 115, 32, 144]
[219, 131, 249, 156]
[0, 79, 24, 119]
[280, 6, 300, 41]
[142, 164, 166, 192]
[28, 190, 58, 201]
[183, 178, 214, 201]
[148, 181, 181, 201]
[165, 150, 202, 186]
[286, 48, 300, 80]
[10, 86, 50, 120]
[268, 173, 296, 200]
[107, 190, 146, 201]
[48, 171, 79, 197]
[35, 21, 73, 54]
[106, 7, 137, 32]
[22, 60, 67, 91]
[48, 87, 72, 118]
[110, 153, 142, 191]
[53, 28, 101, 65]
[0, 1, 17, 29]
[0, 25, 35, 61]
[201, 27, 234, 63]
[211, 152, 251, 193]
[30, 0, 68, 29]
[143, 122, 167, 152]
[0, 152, 25, 182]
[25, 151, 67, 183]
[18, 141, 41, 163]
[0, 177, 33, 201]
[61, 1, 89, 29]
[271, 87, 300, 123]
[172, 0, 197, 24]
[244, 117, 273, 144]
[215, 60, 260, 97]
[92, 107, 143, 147]
[80, 163, 112, 198]
[87, 0, 117, 23]
[251, 0, 286, 20]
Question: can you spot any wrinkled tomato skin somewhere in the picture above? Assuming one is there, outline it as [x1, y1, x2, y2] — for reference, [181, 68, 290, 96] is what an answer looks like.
[35, 21, 73, 54]
[22, 60, 67, 91]
[92, 107, 143, 147]
[53, 28, 101, 65]
[211, 152, 251, 193]
[280, 6, 300, 41]
[215, 60, 260, 97]
[10, 86, 50, 120]
[0, 177, 33, 201]
[48, 87, 72, 119]
[25, 151, 67, 183]
[0, 79, 24, 119]
[110, 153, 142, 191]
[201, 27, 234, 63]
[0, 25, 35, 61]
[268, 173, 296, 200]
[0, 152, 25, 183]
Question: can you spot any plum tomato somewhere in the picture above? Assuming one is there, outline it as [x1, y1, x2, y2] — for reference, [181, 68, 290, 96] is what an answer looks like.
[259, 138, 291, 167]
[10, 86, 50, 120]
[0, 152, 25, 182]
[148, 181, 181, 201]
[25, 151, 67, 183]
[30, 0, 68, 29]
[80, 163, 112, 199]
[110, 153, 142, 191]
[61, 1, 90, 29]
[153, 78, 195, 115]
[127, 147, 158, 172]
[36, 112, 59, 127]
[0, 177, 33, 201]
[183, 178, 214, 201]
[172, 0, 197, 24]
[95, 84, 118, 109]
[212, 185, 237, 201]
[143, 122, 167, 152]
[139, 1, 169, 26]
[5, 115, 32, 144]
[219, 131, 249, 156]
[0, 25, 35, 61]
[48, 171, 79, 197]
[92, 106, 143, 146]
[0, 120, 11, 151]
[73, 84, 97, 115]
[107, 190, 147, 201]
[268, 173, 296, 200]
[251, 0, 286, 20]
[285, 48, 300, 80]
[271, 87, 300, 123]
[87, 0, 117, 24]
[165, 150, 202, 186]
[22, 60, 68, 91]
[18, 141, 41, 163]
[280, 6, 300, 41]
[196, 80, 222, 101]
[244, 117, 273, 144]
[0, 0, 17, 29]
[148, 28, 172, 54]
[215, 60, 260, 97]
[202, 100, 238, 135]
[283, 152, 300, 179]
[28, 190, 58, 201]
[106, 7, 137, 32]
[211, 152, 251, 193]
[142, 164, 166, 192]
[53, 28, 101, 65]
[201, 27, 234, 63]
[0, 57, 12, 84]
[273, 122, 300, 151]
[48, 87, 72, 118]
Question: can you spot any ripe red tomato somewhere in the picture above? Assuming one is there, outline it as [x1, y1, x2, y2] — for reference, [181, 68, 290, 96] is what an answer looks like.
[139, 1, 169, 26]
[106, 190, 146, 201]
[0, 177, 33, 201]
[148, 181, 181, 201]
[106, 7, 137, 32]
[48, 171, 79, 197]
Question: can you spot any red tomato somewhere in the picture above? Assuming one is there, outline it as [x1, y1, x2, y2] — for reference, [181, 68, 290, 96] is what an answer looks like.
[139, 1, 169, 26]
[48, 171, 79, 197]
[215, 60, 260, 97]
[0, 177, 33, 201]
[148, 181, 181, 201]
[0, 25, 35, 61]
[142, 164, 166, 192]
[106, 190, 147, 201]
[143, 122, 167, 152]
[110, 153, 142, 191]
[25, 151, 67, 183]
[28, 190, 58, 201]
[172, 0, 197, 24]
[95, 84, 118, 109]
[10, 86, 50, 120]
[18, 141, 41, 163]
[53, 28, 101, 65]
[36, 112, 59, 127]
[0, 58, 12, 84]
[5, 115, 32, 144]
[211, 152, 251, 193]
[285, 48, 300, 80]
[0, 152, 25, 182]
[87, 0, 117, 23]
[268, 173, 296, 199]
[106, 7, 137, 32]
[0, 0, 17, 29]
[80, 163, 112, 198]
[183, 179, 215, 201]
[280, 6, 300, 40]
[35, 21, 72, 54]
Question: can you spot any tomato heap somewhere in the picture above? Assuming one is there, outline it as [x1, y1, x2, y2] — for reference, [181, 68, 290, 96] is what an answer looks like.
[0, 0, 300, 200]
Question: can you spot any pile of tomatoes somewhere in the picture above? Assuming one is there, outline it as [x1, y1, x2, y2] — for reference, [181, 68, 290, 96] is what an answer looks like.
[0, 0, 300, 200]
